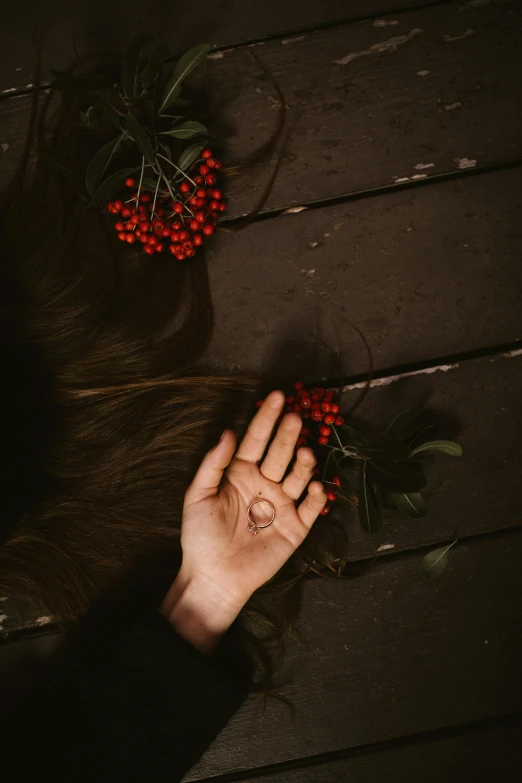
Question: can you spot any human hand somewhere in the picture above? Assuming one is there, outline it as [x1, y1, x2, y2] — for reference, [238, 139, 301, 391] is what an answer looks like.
[160, 391, 327, 652]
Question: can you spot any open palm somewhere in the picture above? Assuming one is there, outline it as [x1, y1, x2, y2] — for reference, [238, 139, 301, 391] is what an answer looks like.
[180, 391, 327, 607]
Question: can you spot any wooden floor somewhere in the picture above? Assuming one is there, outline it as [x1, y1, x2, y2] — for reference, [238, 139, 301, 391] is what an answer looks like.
[1, 1, 522, 780]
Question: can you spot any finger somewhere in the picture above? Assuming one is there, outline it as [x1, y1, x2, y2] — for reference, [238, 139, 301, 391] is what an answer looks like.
[184, 430, 236, 504]
[281, 447, 316, 500]
[297, 481, 328, 529]
[235, 390, 285, 463]
[260, 413, 302, 483]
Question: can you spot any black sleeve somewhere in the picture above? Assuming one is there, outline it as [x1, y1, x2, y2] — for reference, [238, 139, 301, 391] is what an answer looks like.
[0, 592, 252, 782]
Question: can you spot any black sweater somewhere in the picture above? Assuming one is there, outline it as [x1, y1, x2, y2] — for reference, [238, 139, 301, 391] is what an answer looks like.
[0, 591, 252, 782]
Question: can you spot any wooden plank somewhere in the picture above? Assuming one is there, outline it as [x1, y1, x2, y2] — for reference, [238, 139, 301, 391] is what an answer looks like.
[212, 0, 522, 215]
[203, 167, 522, 377]
[1, 2, 521, 214]
[0, 0, 434, 93]
[187, 527, 522, 779]
[225, 719, 522, 783]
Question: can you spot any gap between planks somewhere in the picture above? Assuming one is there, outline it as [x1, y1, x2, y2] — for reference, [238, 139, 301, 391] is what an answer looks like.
[189, 709, 522, 783]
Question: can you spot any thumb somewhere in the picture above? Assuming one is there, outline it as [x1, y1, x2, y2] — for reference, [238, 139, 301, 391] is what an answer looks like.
[184, 430, 236, 504]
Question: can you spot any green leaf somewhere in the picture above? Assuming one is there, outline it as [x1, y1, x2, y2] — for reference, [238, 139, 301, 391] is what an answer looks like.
[121, 31, 153, 102]
[124, 114, 155, 164]
[160, 120, 208, 139]
[140, 42, 171, 89]
[359, 463, 384, 535]
[392, 492, 426, 519]
[358, 440, 410, 462]
[384, 409, 412, 440]
[418, 540, 457, 581]
[339, 423, 367, 449]
[82, 91, 122, 129]
[178, 142, 204, 170]
[87, 167, 140, 207]
[409, 440, 463, 459]
[85, 136, 123, 195]
[332, 453, 354, 499]
[367, 460, 425, 492]
[159, 43, 211, 113]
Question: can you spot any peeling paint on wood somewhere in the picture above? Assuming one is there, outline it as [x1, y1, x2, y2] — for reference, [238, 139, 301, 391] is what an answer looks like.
[373, 19, 400, 27]
[444, 28, 476, 41]
[445, 101, 462, 110]
[342, 363, 460, 392]
[334, 29, 423, 65]
[454, 157, 477, 168]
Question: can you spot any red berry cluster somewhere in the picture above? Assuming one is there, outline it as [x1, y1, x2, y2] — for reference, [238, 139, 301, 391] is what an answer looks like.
[256, 381, 345, 516]
[107, 148, 226, 259]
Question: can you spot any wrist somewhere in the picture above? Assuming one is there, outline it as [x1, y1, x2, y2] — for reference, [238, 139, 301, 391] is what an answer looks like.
[160, 565, 247, 654]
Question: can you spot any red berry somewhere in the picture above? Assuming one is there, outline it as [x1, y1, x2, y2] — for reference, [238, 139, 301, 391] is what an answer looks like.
[125, 222, 133, 230]
[327, 490, 337, 502]
[202, 148, 212, 159]
[157, 208, 165, 217]
[311, 410, 323, 422]
[205, 174, 216, 185]
[195, 176, 204, 185]
[192, 233, 203, 247]
[321, 402, 331, 413]
[293, 403, 302, 414]
[179, 230, 189, 241]
[189, 220, 199, 232]
[320, 425, 332, 437]
[176, 252, 186, 260]
[320, 505, 331, 515]
[294, 381, 304, 391]
[114, 221, 124, 231]
[183, 240, 194, 251]
[330, 403, 340, 414]
[152, 220, 164, 231]
[209, 200, 220, 211]
[199, 164, 209, 175]
[161, 228, 171, 237]
[335, 416, 344, 426]
[125, 233, 136, 244]
[313, 388, 324, 397]
[140, 193, 151, 203]
[195, 198, 206, 208]
[202, 224, 214, 236]
[255, 400, 264, 408]
[188, 196, 198, 207]
[318, 436, 329, 446]
[219, 202, 227, 212]
[139, 234, 148, 244]
[147, 235, 157, 245]
[143, 244, 155, 255]
[155, 243, 164, 253]
[117, 231, 126, 241]
[139, 221, 150, 232]
[171, 221, 182, 231]
[212, 189, 222, 200]
[302, 410, 311, 419]
[125, 178, 135, 188]
[196, 188, 207, 199]
[180, 182, 190, 193]
[107, 201, 114, 212]
[301, 428, 312, 437]
[323, 413, 335, 425]
[333, 476, 341, 487]
[171, 231, 180, 242]
[296, 437, 308, 449]
[214, 160, 222, 170]
[114, 200, 123, 212]
[130, 215, 139, 225]
[206, 157, 217, 168]
[121, 207, 131, 218]
[286, 396, 295, 405]
[195, 211, 205, 223]
[168, 245, 178, 255]
[301, 398, 311, 409]
[173, 203, 184, 214]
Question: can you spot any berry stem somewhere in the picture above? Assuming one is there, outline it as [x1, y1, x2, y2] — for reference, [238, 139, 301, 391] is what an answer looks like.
[135, 156, 146, 207]
[156, 153, 197, 188]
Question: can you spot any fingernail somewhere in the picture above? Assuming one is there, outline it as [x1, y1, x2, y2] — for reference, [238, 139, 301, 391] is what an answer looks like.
[219, 430, 227, 443]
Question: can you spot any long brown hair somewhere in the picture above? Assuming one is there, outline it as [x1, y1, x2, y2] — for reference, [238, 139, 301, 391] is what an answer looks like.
[0, 60, 351, 687]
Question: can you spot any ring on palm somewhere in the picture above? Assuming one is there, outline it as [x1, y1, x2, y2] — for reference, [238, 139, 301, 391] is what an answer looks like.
[247, 499, 275, 535]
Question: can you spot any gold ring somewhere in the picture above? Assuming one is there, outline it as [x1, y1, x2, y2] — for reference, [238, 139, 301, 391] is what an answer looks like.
[247, 499, 275, 535]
